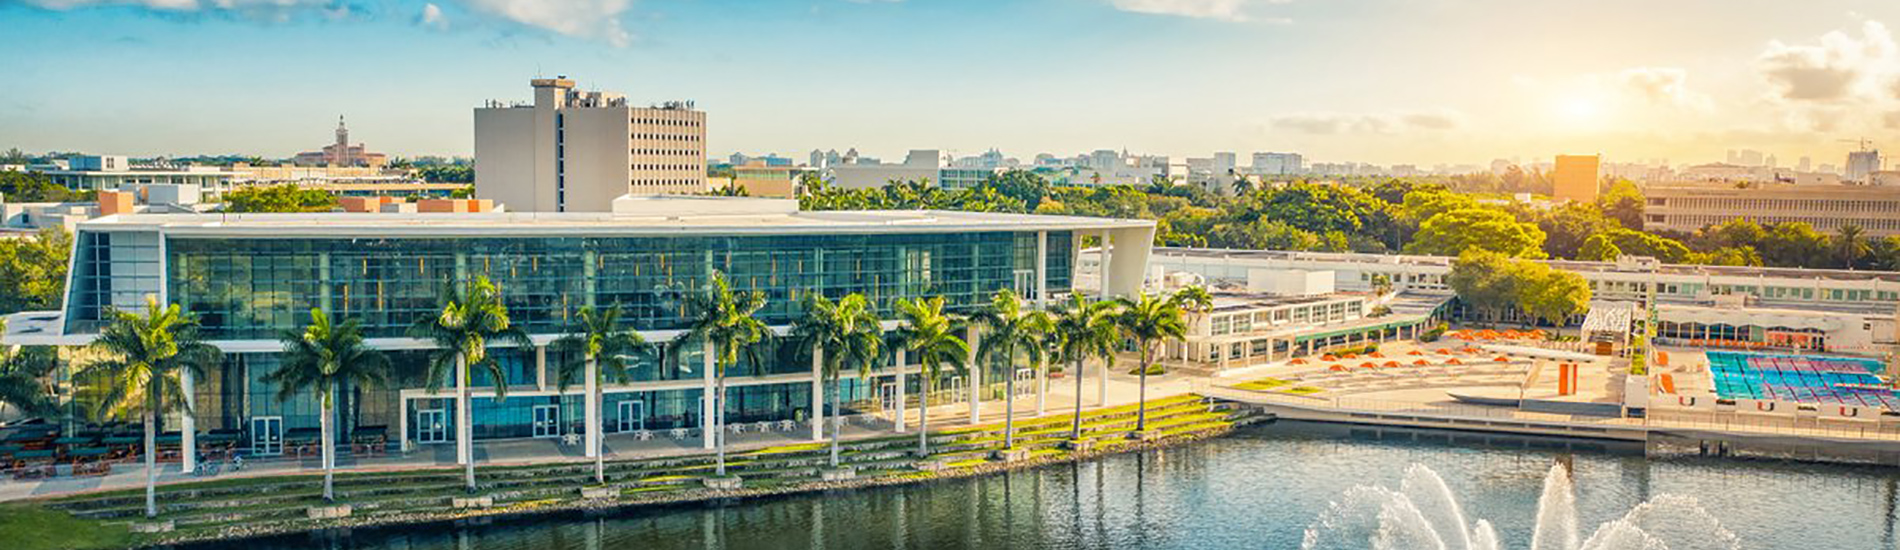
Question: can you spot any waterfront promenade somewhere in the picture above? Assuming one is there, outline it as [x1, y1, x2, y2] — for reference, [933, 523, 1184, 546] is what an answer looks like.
[0, 367, 1196, 502]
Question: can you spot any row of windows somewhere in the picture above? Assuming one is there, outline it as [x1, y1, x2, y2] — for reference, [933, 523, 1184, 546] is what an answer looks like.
[632, 117, 702, 128]
[1207, 299, 1363, 336]
[102, 233, 1073, 340]
[631, 178, 704, 188]
[1656, 214, 1900, 232]
[632, 133, 702, 142]
[632, 164, 700, 172]
[1658, 197, 1900, 213]
[632, 148, 699, 157]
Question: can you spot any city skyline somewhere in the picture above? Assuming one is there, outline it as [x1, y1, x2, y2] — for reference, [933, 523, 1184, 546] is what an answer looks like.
[1, 0, 1898, 166]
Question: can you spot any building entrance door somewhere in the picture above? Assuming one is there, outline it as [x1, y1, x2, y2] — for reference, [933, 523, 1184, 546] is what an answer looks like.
[416, 408, 448, 444]
[533, 405, 560, 438]
[617, 401, 644, 432]
[250, 416, 282, 456]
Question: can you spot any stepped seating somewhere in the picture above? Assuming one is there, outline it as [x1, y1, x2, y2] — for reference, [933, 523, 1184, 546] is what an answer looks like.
[43, 394, 1253, 540]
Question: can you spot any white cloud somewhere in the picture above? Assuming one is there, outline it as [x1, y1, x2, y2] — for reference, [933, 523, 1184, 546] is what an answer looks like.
[455, 0, 632, 47]
[1268, 110, 1463, 135]
[1618, 67, 1713, 112]
[1756, 20, 1898, 102]
[1107, 0, 1288, 23]
[418, 2, 447, 30]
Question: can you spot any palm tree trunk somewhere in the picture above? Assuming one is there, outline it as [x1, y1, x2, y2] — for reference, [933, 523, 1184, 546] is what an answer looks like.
[916, 375, 930, 457]
[714, 375, 728, 477]
[593, 371, 605, 486]
[1004, 350, 1016, 450]
[144, 408, 156, 518]
[1071, 358, 1084, 441]
[321, 385, 335, 502]
[459, 357, 474, 492]
[1135, 344, 1150, 433]
[828, 377, 842, 468]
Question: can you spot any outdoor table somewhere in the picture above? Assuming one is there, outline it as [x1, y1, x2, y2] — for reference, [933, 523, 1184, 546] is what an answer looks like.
[14, 449, 53, 461]
[200, 432, 240, 443]
[154, 434, 182, 445]
[102, 435, 141, 445]
[68, 447, 109, 460]
[53, 436, 96, 446]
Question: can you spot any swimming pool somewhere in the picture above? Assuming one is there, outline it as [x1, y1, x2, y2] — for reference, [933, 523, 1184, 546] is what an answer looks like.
[1707, 351, 1898, 409]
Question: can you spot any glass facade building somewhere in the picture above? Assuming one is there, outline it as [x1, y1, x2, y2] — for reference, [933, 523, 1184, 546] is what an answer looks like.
[35, 204, 1151, 456]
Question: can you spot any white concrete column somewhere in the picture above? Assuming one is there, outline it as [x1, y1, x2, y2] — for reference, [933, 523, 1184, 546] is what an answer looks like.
[1035, 358, 1048, 417]
[967, 327, 982, 423]
[1036, 231, 1049, 308]
[810, 346, 825, 441]
[535, 345, 549, 391]
[180, 368, 196, 474]
[398, 396, 410, 453]
[584, 357, 599, 458]
[701, 344, 715, 450]
[894, 347, 908, 432]
[1098, 230, 1112, 298]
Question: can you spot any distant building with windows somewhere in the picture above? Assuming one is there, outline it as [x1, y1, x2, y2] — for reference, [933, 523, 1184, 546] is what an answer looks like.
[1848, 149, 1883, 184]
[1251, 152, 1303, 176]
[1643, 183, 1900, 236]
[475, 77, 708, 212]
[293, 117, 388, 167]
[42, 155, 240, 196]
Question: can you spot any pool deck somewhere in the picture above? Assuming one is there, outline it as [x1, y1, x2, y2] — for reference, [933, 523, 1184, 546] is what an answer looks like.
[1202, 340, 1900, 451]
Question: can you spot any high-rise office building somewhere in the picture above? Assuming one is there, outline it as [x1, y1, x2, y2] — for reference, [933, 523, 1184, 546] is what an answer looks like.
[475, 77, 707, 212]
[1553, 154, 1600, 203]
[1251, 152, 1304, 175]
[1848, 149, 1882, 184]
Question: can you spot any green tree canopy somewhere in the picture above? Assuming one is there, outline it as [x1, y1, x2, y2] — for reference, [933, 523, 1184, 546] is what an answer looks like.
[0, 227, 72, 314]
[1405, 208, 1548, 258]
[1597, 180, 1645, 229]
[222, 184, 337, 213]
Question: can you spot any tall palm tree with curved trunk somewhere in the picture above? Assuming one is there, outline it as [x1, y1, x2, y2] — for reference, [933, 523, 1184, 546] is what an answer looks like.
[972, 289, 1051, 450]
[267, 308, 390, 502]
[1050, 294, 1120, 441]
[671, 270, 768, 478]
[792, 293, 883, 468]
[549, 306, 647, 485]
[79, 296, 220, 518]
[893, 297, 967, 457]
[409, 276, 532, 492]
[1114, 292, 1187, 433]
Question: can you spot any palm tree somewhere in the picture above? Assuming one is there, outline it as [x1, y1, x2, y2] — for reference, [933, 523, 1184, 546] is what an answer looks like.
[1168, 285, 1215, 371]
[893, 297, 967, 457]
[792, 293, 883, 468]
[1835, 224, 1871, 269]
[1229, 171, 1251, 195]
[1114, 292, 1187, 433]
[267, 308, 390, 502]
[1050, 294, 1120, 441]
[671, 270, 768, 478]
[408, 276, 532, 492]
[78, 296, 220, 518]
[549, 306, 646, 485]
[0, 320, 56, 419]
[972, 289, 1051, 450]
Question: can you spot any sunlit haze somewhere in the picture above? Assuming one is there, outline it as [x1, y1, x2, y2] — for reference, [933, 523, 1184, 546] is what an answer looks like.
[1, 0, 1897, 167]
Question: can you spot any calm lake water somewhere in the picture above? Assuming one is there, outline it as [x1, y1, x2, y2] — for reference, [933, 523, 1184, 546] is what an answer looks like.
[193, 421, 1900, 550]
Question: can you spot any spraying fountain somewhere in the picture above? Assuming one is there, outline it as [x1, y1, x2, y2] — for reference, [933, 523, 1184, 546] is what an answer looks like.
[1301, 464, 1740, 550]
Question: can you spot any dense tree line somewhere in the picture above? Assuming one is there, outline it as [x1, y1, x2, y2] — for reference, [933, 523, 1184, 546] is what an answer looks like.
[0, 171, 93, 202]
[221, 184, 339, 213]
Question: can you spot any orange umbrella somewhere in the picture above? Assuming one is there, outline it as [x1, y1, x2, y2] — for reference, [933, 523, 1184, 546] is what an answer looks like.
[1383, 361, 1401, 368]
[1494, 356, 1510, 362]
[1447, 358, 1463, 365]
[1369, 352, 1386, 358]
[1358, 362, 1377, 369]
[1329, 365, 1347, 372]
[1435, 349, 1452, 355]
[1322, 354, 1338, 361]
[1407, 350, 1424, 356]
[1290, 358, 1309, 365]
[1413, 359, 1430, 366]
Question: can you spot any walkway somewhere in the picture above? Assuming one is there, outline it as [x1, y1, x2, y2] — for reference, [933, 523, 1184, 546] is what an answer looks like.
[0, 366, 1197, 502]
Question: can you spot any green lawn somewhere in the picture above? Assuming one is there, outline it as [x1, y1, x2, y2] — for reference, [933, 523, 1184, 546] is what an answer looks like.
[0, 504, 132, 550]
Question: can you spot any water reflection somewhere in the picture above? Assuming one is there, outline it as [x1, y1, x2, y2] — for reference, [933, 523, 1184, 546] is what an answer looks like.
[192, 421, 1900, 550]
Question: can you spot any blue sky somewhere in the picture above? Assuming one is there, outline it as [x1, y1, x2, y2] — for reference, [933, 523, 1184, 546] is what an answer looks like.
[2, 0, 1898, 167]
